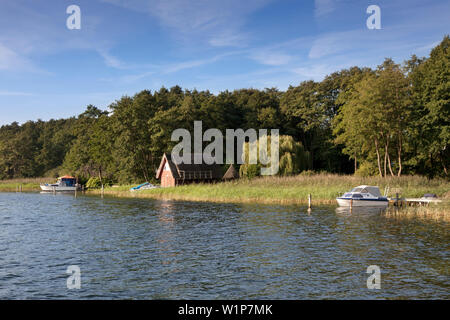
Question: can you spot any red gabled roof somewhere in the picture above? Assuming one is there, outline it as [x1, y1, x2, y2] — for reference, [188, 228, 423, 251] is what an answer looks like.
[156, 153, 179, 179]
[59, 175, 75, 179]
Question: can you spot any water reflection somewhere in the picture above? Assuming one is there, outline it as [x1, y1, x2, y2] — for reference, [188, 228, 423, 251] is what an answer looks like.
[335, 206, 386, 216]
[155, 200, 177, 268]
[157, 200, 176, 225]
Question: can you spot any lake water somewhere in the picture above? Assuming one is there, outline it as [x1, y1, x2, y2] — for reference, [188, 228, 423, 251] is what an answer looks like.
[0, 192, 448, 299]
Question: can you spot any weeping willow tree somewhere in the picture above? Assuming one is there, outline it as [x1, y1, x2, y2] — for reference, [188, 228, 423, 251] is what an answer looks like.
[239, 135, 312, 178]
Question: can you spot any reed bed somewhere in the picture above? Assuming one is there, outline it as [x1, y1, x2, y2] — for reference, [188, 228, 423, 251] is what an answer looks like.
[383, 204, 450, 222]
[0, 177, 53, 192]
[89, 174, 449, 206]
[2, 174, 448, 206]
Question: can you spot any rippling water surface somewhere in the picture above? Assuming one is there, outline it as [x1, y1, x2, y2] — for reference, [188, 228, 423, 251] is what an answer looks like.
[0, 192, 448, 299]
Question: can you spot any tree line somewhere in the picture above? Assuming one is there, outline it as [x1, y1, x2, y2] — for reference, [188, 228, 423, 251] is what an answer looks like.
[0, 36, 448, 183]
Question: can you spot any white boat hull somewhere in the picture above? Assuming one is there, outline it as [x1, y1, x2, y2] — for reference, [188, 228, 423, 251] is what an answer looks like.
[40, 185, 78, 192]
[336, 198, 388, 207]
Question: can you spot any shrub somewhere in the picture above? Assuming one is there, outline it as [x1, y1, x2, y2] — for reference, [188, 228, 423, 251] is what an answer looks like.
[85, 177, 113, 189]
[355, 161, 378, 177]
[239, 164, 261, 179]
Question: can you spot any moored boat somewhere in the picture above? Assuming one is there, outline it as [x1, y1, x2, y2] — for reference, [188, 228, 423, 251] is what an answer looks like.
[40, 175, 80, 192]
[336, 185, 388, 207]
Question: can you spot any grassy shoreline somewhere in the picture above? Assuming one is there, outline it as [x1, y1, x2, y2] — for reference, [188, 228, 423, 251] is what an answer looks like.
[88, 174, 449, 206]
[2, 174, 449, 206]
[0, 177, 51, 192]
[383, 205, 450, 221]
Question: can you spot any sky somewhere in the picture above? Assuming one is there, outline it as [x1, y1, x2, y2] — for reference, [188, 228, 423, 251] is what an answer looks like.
[0, 0, 448, 125]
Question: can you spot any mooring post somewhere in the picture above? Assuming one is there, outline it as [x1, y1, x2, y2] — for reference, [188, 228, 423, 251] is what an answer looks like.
[350, 198, 353, 211]
[308, 194, 311, 209]
[396, 193, 399, 207]
[20, 184, 22, 192]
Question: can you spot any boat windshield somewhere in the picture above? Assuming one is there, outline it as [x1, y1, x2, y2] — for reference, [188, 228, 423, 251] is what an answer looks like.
[350, 187, 370, 193]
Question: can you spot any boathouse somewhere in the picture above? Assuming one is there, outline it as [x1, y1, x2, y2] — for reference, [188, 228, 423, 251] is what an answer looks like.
[156, 153, 233, 187]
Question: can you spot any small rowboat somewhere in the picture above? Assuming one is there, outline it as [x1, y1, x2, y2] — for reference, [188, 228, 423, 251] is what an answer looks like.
[130, 182, 159, 191]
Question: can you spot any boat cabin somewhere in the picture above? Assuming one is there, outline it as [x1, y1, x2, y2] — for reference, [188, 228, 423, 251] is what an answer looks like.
[342, 185, 383, 198]
[58, 175, 77, 187]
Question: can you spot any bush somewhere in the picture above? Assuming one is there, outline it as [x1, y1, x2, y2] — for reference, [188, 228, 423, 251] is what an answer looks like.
[85, 177, 113, 189]
[239, 164, 261, 179]
[355, 161, 378, 177]
[86, 177, 101, 189]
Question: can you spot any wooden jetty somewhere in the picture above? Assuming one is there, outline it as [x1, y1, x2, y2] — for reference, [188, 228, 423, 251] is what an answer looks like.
[389, 197, 442, 207]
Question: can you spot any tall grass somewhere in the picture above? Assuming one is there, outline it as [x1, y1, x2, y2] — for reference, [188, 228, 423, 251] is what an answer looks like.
[89, 173, 450, 205]
[383, 203, 450, 222]
[0, 177, 54, 192]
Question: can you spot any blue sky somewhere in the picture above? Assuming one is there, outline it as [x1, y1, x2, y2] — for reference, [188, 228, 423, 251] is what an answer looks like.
[0, 0, 448, 125]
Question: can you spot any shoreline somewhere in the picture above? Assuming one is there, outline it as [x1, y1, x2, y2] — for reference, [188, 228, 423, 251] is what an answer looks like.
[87, 188, 338, 205]
[3, 188, 449, 221]
[1, 174, 448, 208]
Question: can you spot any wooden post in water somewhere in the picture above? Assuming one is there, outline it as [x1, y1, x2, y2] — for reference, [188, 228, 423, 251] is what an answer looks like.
[350, 198, 353, 211]
[396, 193, 399, 207]
[20, 184, 22, 192]
[308, 194, 312, 209]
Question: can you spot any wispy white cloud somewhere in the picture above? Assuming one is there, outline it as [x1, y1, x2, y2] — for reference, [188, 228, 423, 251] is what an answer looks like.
[0, 1, 128, 72]
[0, 90, 33, 96]
[99, 52, 237, 84]
[308, 31, 354, 59]
[96, 49, 128, 69]
[164, 57, 219, 73]
[101, 0, 273, 47]
[164, 52, 239, 73]
[209, 32, 250, 47]
[292, 64, 332, 80]
[0, 44, 27, 70]
[250, 51, 293, 66]
[414, 41, 441, 54]
[0, 43, 48, 73]
[314, 0, 336, 18]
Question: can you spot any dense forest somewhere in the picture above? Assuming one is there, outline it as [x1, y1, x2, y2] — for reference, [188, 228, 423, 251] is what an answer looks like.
[0, 36, 448, 184]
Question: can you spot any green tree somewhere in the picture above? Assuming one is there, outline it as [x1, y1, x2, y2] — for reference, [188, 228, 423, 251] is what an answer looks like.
[409, 35, 449, 177]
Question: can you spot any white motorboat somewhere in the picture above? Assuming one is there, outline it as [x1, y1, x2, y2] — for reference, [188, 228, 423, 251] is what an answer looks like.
[336, 185, 388, 207]
[40, 176, 80, 192]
